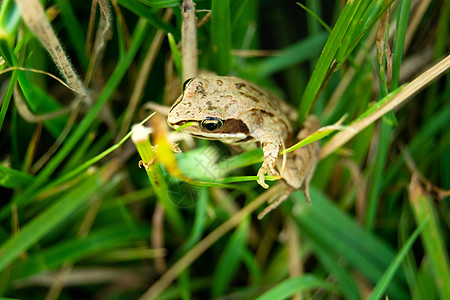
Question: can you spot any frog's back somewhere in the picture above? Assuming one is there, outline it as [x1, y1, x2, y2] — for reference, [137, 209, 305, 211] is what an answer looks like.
[217, 76, 294, 133]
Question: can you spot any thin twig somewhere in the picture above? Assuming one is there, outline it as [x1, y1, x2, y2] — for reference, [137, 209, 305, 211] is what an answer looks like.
[30, 107, 79, 174]
[181, 0, 198, 81]
[84, 0, 113, 86]
[152, 203, 167, 273]
[0, 67, 86, 95]
[13, 88, 78, 122]
[85, 0, 98, 56]
[286, 216, 304, 300]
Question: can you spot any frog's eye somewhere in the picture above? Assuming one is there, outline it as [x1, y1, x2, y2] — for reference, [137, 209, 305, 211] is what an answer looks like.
[182, 78, 194, 90]
[201, 117, 224, 131]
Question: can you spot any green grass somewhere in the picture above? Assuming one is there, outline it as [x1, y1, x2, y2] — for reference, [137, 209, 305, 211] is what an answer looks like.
[0, 0, 449, 299]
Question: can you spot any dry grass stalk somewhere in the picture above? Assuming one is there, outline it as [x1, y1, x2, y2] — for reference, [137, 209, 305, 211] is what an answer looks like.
[85, 0, 113, 86]
[152, 203, 167, 273]
[182, 0, 198, 81]
[320, 54, 450, 159]
[15, 0, 91, 105]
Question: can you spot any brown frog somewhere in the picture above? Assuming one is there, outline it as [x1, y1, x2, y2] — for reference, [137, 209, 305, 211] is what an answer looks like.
[167, 75, 319, 218]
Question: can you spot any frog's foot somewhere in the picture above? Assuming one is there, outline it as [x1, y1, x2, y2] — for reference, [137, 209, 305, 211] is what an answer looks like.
[169, 142, 182, 153]
[302, 183, 312, 205]
[138, 158, 156, 169]
[257, 189, 292, 220]
[257, 160, 280, 189]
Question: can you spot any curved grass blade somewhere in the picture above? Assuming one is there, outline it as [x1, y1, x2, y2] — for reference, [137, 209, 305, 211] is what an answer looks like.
[409, 175, 450, 300]
[117, 0, 179, 38]
[14, 225, 150, 279]
[0, 171, 107, 272]
[256, 275, 336, 300]
[0, 19, 150, 222]
[211, 0, 231, 75]
[212, 219, 249, 297]
[0, 165, 33, 189]
[298, 0, 363, 122]
[367, 216, 429, 300]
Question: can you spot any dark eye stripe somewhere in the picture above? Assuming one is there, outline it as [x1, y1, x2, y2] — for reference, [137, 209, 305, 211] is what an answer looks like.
[182, 78, 194, 90]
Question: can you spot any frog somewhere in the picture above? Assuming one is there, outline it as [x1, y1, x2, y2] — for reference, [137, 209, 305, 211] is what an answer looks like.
[167, 75, 319, 217]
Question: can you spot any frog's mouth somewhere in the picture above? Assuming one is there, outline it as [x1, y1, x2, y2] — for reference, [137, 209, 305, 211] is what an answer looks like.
[171, 119, 250, 141]
[191, 132, 248, 140]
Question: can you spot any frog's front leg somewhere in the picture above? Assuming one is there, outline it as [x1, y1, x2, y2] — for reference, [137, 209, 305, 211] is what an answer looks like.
[254, 128, 281, 189]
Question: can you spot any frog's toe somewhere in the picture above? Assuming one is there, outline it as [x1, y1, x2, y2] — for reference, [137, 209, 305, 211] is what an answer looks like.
[270, 167, 280, 177]
[257, 168, 269, 189]
[257, 174, 269, 189]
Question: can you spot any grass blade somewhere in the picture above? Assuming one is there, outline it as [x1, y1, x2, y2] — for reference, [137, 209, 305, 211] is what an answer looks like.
[0, 165, 33, 189]
[211, 0, 231, 75]
[367, 216, 428, 300]
[409, 175, 450, 300]
[0, 171, 106, 272]
[247, 32, 328, 79]
[212, 219, 248, 297]
[290, 188, 408, 299]
[298, 0, 362, 122]
[117, 0, 179, 38]
[0, 19, 150, 221]
[256, 275, 335, 300]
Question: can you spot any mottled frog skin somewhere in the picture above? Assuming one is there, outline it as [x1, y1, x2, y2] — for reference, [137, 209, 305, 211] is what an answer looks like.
[167, 75, 319, 217]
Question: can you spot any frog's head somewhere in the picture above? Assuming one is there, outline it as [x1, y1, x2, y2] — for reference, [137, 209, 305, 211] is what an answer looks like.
[167, 76, 250, 141]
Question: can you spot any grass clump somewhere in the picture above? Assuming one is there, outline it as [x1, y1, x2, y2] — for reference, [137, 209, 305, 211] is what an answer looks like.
[0, 0, 449, 299]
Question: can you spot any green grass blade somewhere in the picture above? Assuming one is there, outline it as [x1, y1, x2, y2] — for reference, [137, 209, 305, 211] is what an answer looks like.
[0, 4, 19, 101]
[133, 125, 185, 234]
[298, 0, 363, 122]
[168, 33, 182, 78]
[390, 0, 411, 89]
[0, 46, 66, 136]
[335, 0, 372, 63]
[138, 0, 180, 8]
[256, 275, 335, 300]
[298, 2, 331, 33]
[0, 171, 104, 272]
[289, 188, 408, 299]
[366, 0, 411, 230]
[0, 72, 17, 132]
[0, 165, 33, 189]
[211, 0, 231, 75]
[409, 176, 450, 300]
[44, 113, 154, 190]
[15, 225, 149, 278]
[365, 119, 391, 230]
[367, 216, 428, 300]
[211, 218, 248, 297]
[384, 105, 450, 188]
[0, 19, 150, 221]
[0, 0, 20, 43]
[311, 243, 361, 300]
[181, 187, 209, 252]
[117, 0, 179, 38]
[247, 32, 328, 79]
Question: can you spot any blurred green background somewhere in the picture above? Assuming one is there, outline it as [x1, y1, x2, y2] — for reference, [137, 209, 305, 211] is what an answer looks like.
[0, 0, 449, 299]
